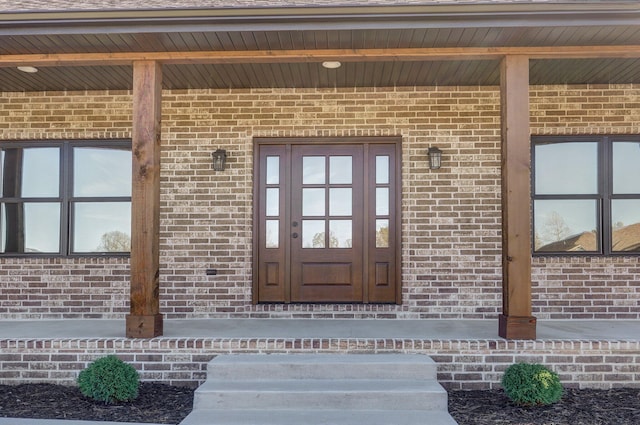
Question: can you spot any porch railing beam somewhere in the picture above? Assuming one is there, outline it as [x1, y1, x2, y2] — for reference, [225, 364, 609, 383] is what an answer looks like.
[2, 45, 640, 67]
[126, 60, 163, 338]
[499, 55, 536, 340]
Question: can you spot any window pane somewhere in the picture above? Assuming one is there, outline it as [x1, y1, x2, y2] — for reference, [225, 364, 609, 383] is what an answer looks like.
[329, 220, 352, 248]
[0, 148, 60, 198]
[612, 142, 640, 194]
[74, 147, 131, 197]
[302, 156, 325, 184]
[376, 156, 389, 184]
[0, 202, 60, 253]
[302, 220, 325, 248]
[376, 219, 390, 248]
[73, 202, 131, 253]
[22, 148, 60, 197]
[612, 199, 640, 252]
[265, 220, 279, 249]
[329, 188, 352, 216]
[302, 188, 325, 216]
[266, 188, 279, 217]
[534, 142, 598, 195]
[266, 156, 280, 185]
[534, 200, 598, 252]
[376, 187, 389, 216]
[329, 156, 352, 184]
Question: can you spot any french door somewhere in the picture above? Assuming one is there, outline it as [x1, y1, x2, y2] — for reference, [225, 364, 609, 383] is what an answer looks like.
[253, 138, 401, 304]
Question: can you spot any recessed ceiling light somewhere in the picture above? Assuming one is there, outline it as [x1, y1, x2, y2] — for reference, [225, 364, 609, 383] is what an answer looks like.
[17, 66, 39, 73]
[322, 61, 342, 69]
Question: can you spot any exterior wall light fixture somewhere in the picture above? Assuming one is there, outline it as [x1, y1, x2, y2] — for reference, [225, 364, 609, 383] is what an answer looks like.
[212, 149, 227, 171]
[428, 146, 443, 170]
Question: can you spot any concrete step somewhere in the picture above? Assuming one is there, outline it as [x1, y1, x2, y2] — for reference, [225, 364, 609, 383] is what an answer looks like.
[181, 354, 458, 425]
[181, 409, 458, 425]
[193, 378, 448, 410]
[207, 353, 438, 380]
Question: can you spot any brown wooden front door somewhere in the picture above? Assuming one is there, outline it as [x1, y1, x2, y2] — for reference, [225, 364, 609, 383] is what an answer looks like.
[253, 138, 400, 304]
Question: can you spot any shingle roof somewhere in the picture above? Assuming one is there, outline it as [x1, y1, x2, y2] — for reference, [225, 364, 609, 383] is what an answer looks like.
[0, 0, 628, 13]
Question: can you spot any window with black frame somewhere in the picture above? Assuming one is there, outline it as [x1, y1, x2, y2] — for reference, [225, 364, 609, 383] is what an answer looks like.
[0, 140, 131, 256]
[532, 136, 640, 255]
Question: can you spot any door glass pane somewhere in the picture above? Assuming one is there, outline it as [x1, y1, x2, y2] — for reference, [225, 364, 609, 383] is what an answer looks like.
[266, 188, 279, 216]
[303, 156, 325, 184]
[73, 202, 131, 253]
[612, 199, 640, 252]
[302, 220, 325, 248]
[534, 199, 598, 252]
[534, 142, 598, 195]
[302, 188, 325, 216]
[376, 156, 389, 184]
[376, 187, 389, 216]
[612, 141, 640, 194]
[0, 202, 60, 254]
[329, 188, 352, 216]
[376, 219, 389, 248]
[266, 156, 280, 185]
[265, 220, 279, 249]
[329, 156, 352, 184]
[74, 147, 131, 197]
[329, 220, 352, 248]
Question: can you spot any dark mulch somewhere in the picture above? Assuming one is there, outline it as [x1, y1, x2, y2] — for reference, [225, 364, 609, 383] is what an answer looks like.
[0, 383, 639, 424]
[449, 388, 640, 425]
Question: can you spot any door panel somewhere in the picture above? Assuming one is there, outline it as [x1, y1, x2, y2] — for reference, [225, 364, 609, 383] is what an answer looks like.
[254, 138, 400, 304]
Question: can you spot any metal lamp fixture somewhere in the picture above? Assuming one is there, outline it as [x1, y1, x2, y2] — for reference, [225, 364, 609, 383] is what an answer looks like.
[428, 147, 443, 170]
[211, 149, 227, 171]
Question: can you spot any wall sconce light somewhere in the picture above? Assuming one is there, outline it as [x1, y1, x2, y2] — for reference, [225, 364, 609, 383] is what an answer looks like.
[428, 146, 443, 170]
[211, 149, 227, 171]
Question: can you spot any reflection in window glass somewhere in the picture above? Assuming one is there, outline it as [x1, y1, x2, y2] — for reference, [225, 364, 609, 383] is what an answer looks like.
[376, 156, 389, 184]
[265, 220, 279, 249]
[74, 147, 131, 197]
[329, 156, 352, 184]
[302, 156, 325, 184]
[376, 219, 389, 248]
[22, 148, 60, 198]
[266, 188, 279, 217]
[612, 142, 640, 194]
[0, 202, 60, 254]
[302, 220, 325, 248]
[611, 199, 640, 252]
[329, 188, 352, 216]
[302, 188, 325, 216]
[535, 142, 597, 195]
[73, 202, 131, 253]
[266, 156, 280, 185]
[376, 187, 389, 216]
[329, 220, 352, 248]
[534, 200, 598, 252]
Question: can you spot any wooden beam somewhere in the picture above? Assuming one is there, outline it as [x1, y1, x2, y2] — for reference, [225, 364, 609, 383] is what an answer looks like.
[126, 60, 163, 339]
[499, 55, 536, 340]
[2, 45, 640, 68]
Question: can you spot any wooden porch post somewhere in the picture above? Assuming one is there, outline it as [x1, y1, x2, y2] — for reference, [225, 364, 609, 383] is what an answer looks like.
[126, 60, 163, 338]
[498, 55, 536, 340]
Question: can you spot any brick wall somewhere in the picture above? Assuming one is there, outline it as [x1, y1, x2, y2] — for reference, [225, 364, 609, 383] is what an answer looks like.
[1, 85, 639, 320]
[1, 337, 638, 389]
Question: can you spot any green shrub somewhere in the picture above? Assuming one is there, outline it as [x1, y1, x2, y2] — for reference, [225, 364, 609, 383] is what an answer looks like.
[501, 363, 563, 406]
[77, 355, 139, 404]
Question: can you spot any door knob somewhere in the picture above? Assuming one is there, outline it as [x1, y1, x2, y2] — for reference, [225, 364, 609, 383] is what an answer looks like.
[292, 232, 299, 238]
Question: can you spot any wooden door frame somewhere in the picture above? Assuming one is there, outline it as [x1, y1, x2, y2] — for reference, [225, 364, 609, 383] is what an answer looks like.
[252, 136, 402, 305]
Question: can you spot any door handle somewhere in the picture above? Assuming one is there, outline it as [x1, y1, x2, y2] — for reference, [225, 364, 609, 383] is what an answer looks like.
[292, 232, 299, 238]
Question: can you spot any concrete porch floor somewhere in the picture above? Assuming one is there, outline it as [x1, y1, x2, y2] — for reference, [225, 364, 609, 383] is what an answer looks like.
[0, 318, 638, 341]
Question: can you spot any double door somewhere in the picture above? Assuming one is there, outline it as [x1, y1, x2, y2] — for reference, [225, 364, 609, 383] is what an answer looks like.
[253, 138, 400, 304]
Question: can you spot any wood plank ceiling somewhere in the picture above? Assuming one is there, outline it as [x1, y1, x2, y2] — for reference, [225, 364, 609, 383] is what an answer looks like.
[2, 25, 640, 91]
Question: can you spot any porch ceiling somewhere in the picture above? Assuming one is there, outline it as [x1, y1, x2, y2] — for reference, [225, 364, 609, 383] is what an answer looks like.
[2, 3, 640, 91]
